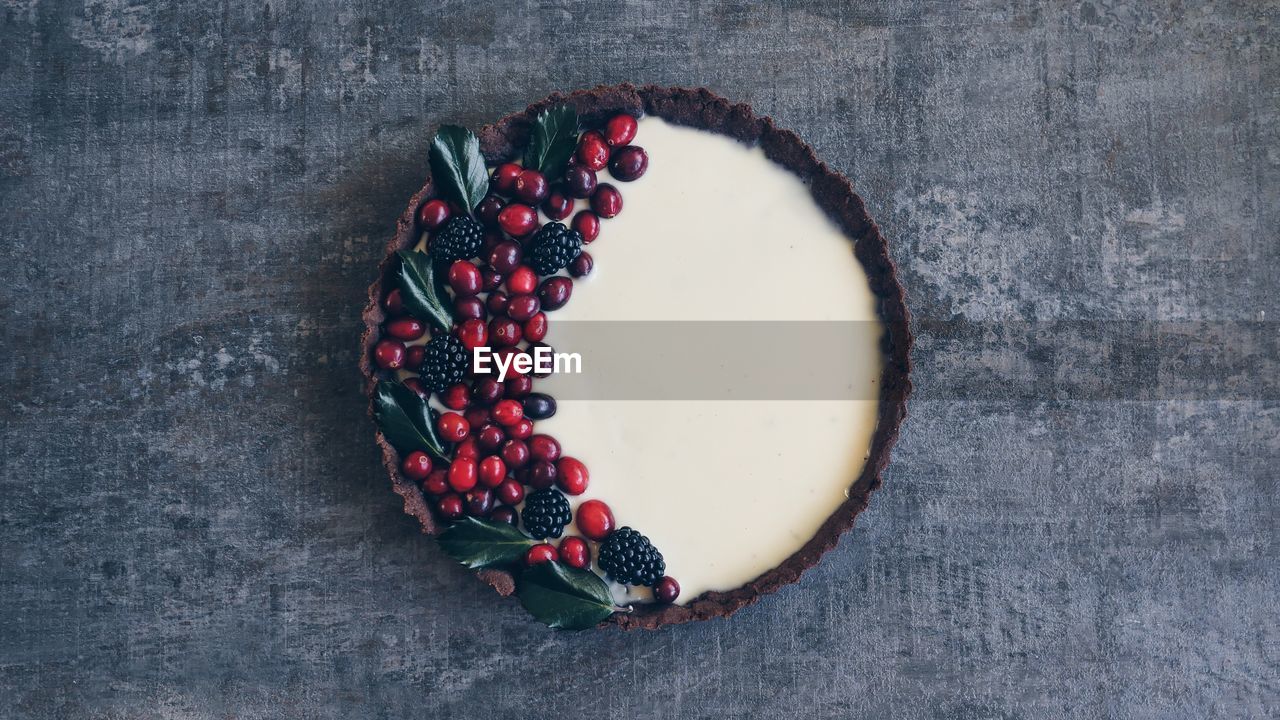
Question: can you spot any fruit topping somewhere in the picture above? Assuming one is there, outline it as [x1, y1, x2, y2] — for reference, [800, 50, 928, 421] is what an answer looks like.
[431, 216, 484, 263]
[575, 500, 615, 542]
[521, 488, 572, 539]
[568, 251, 593, 278]
[401, 451, 433, 481]
[514, 169, 550, 204]
[416, 198, 451, 230]
[537, 276, 573, 310]
[653, 576, 680, 604]
[555, 457, 589, 495]
[497, 203, 537, 237]
[558, 536, 591, 569]
[590, 183, 623, 218]
[373, 338, 406, 370]
[576, 130, 610, 171]
[563, 164, 598, 198]
[522, 392, 556, 420]
[603, 114, 638, 147]
[598, 527, 665, 587]
[571, 210, 600, 242]
[525, 543, 559, 565]
[419, 334, 469, 391]
[525, 222, 583, 276]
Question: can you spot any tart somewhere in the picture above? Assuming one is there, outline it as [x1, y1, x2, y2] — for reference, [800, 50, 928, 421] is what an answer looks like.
[360, 84, 911, 630]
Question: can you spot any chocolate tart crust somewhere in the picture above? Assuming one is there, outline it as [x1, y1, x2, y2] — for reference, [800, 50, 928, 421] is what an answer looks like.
[359, 84, 912, 630]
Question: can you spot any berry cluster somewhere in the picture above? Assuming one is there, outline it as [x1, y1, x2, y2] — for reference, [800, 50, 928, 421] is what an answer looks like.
[376, 112, 677, 603]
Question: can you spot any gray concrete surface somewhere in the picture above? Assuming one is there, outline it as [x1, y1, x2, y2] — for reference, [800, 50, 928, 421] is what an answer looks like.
[2, 1, 1277, 717]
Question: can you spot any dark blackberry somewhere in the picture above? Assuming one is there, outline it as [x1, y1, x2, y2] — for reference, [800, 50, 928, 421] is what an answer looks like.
[525, 222, 582, 276]
[431, 216, 483, 263]
[418, 334, 469, 392]
[597, 527, 665, 587]
[520, 488, 571, 539]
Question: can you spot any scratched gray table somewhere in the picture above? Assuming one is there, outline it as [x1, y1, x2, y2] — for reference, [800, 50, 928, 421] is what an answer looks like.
[2, 1, 1277, 718]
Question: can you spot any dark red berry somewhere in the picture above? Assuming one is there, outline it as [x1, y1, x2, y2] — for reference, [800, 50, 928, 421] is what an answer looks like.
[523, 313, 548, 342]
[417, 198, 450, 230]
[491, 505, 518, 525]
[506, 294, 540, 322]
[447, 457, 477, 492]
[496, 478, 524, 505]
[402, 376, 429, 399]
[497, 203, 537, 237]
[401, 451, 433, 481]
[472, 377, 502, 405]
[477, 455, 507, 488]
[383, 288, 406, 316]
[577, 130, 610, 171]
[522, 393, 556, 420]
[568, 251, 593, 278]
[492, 163, 522, 194]
[653, 576, 680, 604]
[542, 189, 574, 220]
[386, 317, 425, 341]
[477, 424, 506, 452]
[486, 290, 510, 315]
[604, 114, 638, 147]
[537, 277, 573, 311]
[527, 459, 557, 489]
[480, 268, 504, 292]
[404, 345, 425, 371]
[556, 457, 589, 495]
[572, 210, 600, 242]
[464, 488, 494, 517]
[506, 265, 538, 295]
[455, 438, 480, 462]
[514, 169, 549, 204]
[448, 260, 482, 296]
[440, 383, 470, 410]
[576, 499, 614, 541]
[609, 145, 648, 181]
[488, 241, 522, 274]
[454, 295, 485, 320]
[508, 417, 534, 440]
[489, 317, 521, 347]
[558, 536, 590, 569]
[591, 184, 623, 218]
[564, 164, 598, 198]
[423, 468, 449, 496]
[374, 339, 406, 370]
[491, 398, 523, 426]
[437, 412, 470, 442]
[500, 438, 530, 468]
[525, 543, 558, 565]
[475, 194, 506, 229]
[436, 493, 465, 521]
[504, 374, 533, 400]
[528, 434, 561, 462]
[456, 318, 488, 351]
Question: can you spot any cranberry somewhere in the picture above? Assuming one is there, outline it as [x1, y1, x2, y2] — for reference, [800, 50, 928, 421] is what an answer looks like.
[653, 576, 680, 604]
[558, 536, 591, 569]
[523, 312, 548, 342]
[506, 265, 538, 295]
[508, 417, 534, 440]
[475, 194, 506, 229]
[491, 162, 522, 194]
[404, 345, 425, 371]
[608, 145, 648, 182]
[456, 318, 488, 351]
[488, 241, 522, 274]
[604, 114, 638, 146]
[497, 203, 537, 237]
[522, 393, 557, 420]
[489, 317, 521, 347]
[417, 198, 450, 230]
[448, 260, 482, 296]
[386, 317, 424, 341]
[383, 288, 406, 316]
[491, 505, 518, 525]
[514, 169, 549, 204]
[575, 499, 615, 541]
[504, 374, 533, 400]
[496, 478, 525, 506]
[401, 451, 433, 481]
[537, 277, 573, 311]
[491, 398, 524, 426]
[564, 164, 598, 198]
[454, 295, 485, 320]
[556, 457, 589, 495]
[477, 455, 507, 488]
[471, 377, 502, 405]
[576, 130, 610, 171]
[591, 184, 623, 218]
[447, 457, 477, 492]
[527, 459, 557, 489]
[525, 543, 558, 565]
[572, 210, 600, 242]
[528, 434, 561, 462]
[374, 339, 406, 370]
[500, 438, 530, 468]
[465, 488, 495, 517]
[542, 189, 574, 220]
[568, 251, 593, 278]
[477, 424, 506, 452]
[402, 376, 429, 399]
[423, 468, 449, 496]
[486, 290, 510, 315]
[480, 268, 504, 292]
[436, 412, 471, 443]
[440, 383, 470, 411]
[436, 493, 465, 521]
[454, 437, 480, 461]
[506, 294, 540, 321]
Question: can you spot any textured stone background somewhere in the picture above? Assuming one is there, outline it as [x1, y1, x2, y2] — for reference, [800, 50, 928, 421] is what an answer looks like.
[2, 1, 1277, 718]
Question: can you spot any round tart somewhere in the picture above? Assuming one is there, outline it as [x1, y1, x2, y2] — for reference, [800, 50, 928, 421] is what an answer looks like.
[360, 84, 911, 630]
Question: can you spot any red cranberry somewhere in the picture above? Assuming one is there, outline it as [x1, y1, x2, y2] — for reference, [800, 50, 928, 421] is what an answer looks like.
[522, 393, 556, 420]
[488, 241, 523, 274]
[491, 505, 518, 525]
[491, 398, 524, 426]
[523, 312, 548, 342]
[576, 130, 610, 171]
[475, 194, 506, 229]
[456, 318, 488, 351]
[497, 203, 537, 237]
[537, 277, 573, 311]
[564, 164, 598, 198]
[572, 210, 600, 242]
[417, 198, 450, 230]
[525, 543, 558, 565]
[454, 437, 480, 461]
[542, 189, 574, 220]
[486, 290, 510, 315]
[480, 268, 504, 292]
[558, 536, 590, 569]
[609, 146, 648, 182]
[528, 434, 561, 462]
[496, 478, 525, 506]
[471, 377, 502, 405]
[436, 493, 464, 521]
[653, 576, 680, 604]
[508, 417, 534, 440]
[447, 457, 477, 492]
[504, 374, 533, 400]
[477, 455, 507, 488]
[404, 345, 425, 371]
[463, 410, 489, 434]
[556, 457, 589, 495]
[591, 184, 623, 218]
[506, 265, 538, 295]
[436, 412, 470, 442]
[527, 459, 557, 489]
[489, 317, 521, 347]
[373, 339, 406, 370]
[477, 424, 506, 452]
[448, 260, 482, 296]
[440, 383, 470, 411]
[386, 317, 425, 341]
[454, 295, 485, 320]
[464, 488, 495, 517]
[402, 376, 429, 399]
[575, 499, 615, 541]
[491, 162, 522, 194]
[401, 451, 433, 481]
[423, 468, 449, 496]
[514, 169, 549, 204]
[568, 251, 593, 278]
[604, 114, 638, 146]
[506, 294, 540, 322]
[383, 288, 405, 316]
[500, 439, 530, 468]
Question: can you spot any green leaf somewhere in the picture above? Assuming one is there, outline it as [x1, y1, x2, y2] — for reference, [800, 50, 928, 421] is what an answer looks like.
[517, 562, 615, 630]
[438, 517, 535, 569]
[373, 380, 448, 459]
[429, 125, 490, 212]
[523, 105, 579, 179]
[396, 248, 453, 332]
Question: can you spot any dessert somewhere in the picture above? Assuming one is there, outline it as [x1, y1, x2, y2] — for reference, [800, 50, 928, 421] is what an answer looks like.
[360, 85, 911, 630]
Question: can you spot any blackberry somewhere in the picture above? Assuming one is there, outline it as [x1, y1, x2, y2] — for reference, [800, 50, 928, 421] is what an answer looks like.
[525, 222, 583, 276]
[418, 334, 469, 392]
[520, 488, 571, 539]
[597, 527, 665, 587]
[431, 216, 483, 263]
